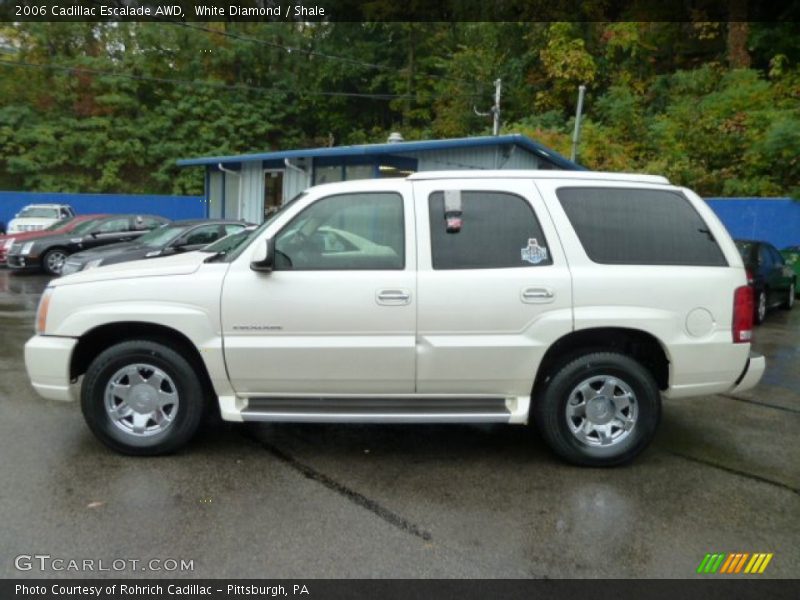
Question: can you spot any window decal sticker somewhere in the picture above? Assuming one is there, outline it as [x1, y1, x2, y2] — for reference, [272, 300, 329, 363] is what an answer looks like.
[521, 238, 548, 264]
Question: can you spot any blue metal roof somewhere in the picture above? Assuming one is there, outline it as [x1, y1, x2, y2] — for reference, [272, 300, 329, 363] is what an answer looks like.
[176, 134, 583, 170]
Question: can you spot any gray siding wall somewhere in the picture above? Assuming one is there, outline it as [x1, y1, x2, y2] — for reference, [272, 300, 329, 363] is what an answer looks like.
[239, 162, 265, 223]
[208, 171, 223, 219]
[283, 160, 312, 203]
[223, 171, 240, 220]
[402, 147, 542, 171]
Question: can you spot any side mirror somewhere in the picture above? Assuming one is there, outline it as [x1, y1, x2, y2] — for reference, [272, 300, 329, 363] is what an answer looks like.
[250, 238, 275, 272]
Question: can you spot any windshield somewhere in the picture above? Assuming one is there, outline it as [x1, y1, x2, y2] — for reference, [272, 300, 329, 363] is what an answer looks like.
[19, 207, 60, 219]
[205, 192, 307, 262]
[135, 224, 186, 247]
[45, 217, 76, 231]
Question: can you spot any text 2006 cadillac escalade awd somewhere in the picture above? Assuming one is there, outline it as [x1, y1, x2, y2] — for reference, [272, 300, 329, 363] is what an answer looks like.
[25, 171, 765, 466]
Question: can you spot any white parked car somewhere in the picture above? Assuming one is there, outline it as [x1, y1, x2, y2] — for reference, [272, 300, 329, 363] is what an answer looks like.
[24, 172, 764, 466]
[8, 204, 75, 234]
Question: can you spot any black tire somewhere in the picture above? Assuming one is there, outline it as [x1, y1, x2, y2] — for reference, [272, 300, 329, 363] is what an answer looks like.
[532, 352, 661, 467]
[42, 247, 69, 276]
[81, 340, 205, 456]
[754, 289, 767, 324]
[781, 282, 795, 310]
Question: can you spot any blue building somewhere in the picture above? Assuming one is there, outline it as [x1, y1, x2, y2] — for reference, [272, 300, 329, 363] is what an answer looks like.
[177, 134, 580, 223]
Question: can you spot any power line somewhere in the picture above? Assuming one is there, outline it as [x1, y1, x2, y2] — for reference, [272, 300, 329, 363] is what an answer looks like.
[0, 59, 417, 100]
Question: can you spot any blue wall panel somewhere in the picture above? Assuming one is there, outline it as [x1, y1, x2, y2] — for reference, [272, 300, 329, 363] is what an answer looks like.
[706, 198, 799, 250]
[0, 191, 206, 229]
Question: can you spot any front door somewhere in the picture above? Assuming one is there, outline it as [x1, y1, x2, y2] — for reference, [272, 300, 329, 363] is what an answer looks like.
[221, 183, 417, 396]
[412, 178, 573, 398]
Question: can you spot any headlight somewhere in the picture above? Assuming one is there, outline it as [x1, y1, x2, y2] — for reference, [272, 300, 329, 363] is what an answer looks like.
[35, 287, 53, 334]
[21, 242, 34, 255]
[3, 237, 14, 249]
[84, 258, 103, 270]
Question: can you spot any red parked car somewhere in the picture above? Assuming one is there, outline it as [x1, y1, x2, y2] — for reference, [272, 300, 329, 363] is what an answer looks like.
[0, 214, 107, 265]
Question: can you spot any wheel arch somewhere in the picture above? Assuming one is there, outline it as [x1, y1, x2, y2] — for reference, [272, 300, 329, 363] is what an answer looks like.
[532, 327, 671, 396]
[70, 321, 215, 399]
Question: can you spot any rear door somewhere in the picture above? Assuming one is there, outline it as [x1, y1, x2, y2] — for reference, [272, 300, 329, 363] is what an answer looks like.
[411, 178, 573, 398]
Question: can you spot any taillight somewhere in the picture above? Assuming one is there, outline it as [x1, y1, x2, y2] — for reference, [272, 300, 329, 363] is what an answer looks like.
[733, 285, 753, 343]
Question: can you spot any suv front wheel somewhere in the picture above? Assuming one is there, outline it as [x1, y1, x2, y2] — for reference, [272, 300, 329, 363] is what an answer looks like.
[533, 352, 661, 467]
[81, 340, 205, 455]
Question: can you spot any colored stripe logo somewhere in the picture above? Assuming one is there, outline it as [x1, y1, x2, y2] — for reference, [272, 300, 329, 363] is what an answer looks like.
[697, 553, 773, 574]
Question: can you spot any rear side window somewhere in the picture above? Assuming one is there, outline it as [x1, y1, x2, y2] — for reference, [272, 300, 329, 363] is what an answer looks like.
[428, 191, 552, 270]
[556, 187, 727, 266]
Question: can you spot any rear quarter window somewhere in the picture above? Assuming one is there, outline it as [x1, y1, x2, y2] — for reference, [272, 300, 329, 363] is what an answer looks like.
[556, 187, 728, 266]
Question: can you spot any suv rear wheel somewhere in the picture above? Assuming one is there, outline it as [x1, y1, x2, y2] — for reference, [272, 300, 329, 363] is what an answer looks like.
[533, 352, 661, 467]
[81, 340, 205, 455]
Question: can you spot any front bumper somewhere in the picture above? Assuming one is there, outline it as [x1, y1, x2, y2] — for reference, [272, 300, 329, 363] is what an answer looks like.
[25, 335, 79, 401]
[730, 351, 766, 394]
[6, 253, 41, 271]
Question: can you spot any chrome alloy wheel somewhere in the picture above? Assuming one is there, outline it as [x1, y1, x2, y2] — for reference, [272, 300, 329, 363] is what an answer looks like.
[104, 364, 179, 437]
[46, 250, 67, 274]
[757, 291, 767, 322]
[565, 375, 638, 447]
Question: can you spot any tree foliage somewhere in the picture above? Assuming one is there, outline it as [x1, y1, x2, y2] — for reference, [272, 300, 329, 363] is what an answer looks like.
[0, 21, 797, 197]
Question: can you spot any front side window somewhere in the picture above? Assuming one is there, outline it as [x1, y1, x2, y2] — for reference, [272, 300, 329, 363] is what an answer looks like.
[428, 191, 553, 270]
[556, 187, 728, 266]
[275, 193, 404, 270]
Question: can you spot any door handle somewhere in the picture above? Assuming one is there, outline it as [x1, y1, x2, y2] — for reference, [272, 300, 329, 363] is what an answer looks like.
[376, 289, 411, 305]
[521, 287, 555, 303]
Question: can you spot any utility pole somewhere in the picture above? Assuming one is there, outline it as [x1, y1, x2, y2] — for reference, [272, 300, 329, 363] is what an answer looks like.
[492, 78, 501, 136]
[570, 85, 586, 162]
[474, 78, 502, 136]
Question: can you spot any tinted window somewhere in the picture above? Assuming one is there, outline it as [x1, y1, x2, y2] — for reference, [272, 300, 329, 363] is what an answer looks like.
[136, 216, 163, 230]
[223, 224, 244, 235]
[275, 193, 404, 270]
[768, 246, 784, 266]
[428, 191, 552, 270]
[556, 187, 727, 266]
[95, 218, 130, 233]
[184, 225, 223, 246]
[758, 245, 772, 268]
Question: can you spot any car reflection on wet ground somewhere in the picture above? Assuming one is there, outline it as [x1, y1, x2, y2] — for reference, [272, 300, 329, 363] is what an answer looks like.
[0, 270, 797, 578]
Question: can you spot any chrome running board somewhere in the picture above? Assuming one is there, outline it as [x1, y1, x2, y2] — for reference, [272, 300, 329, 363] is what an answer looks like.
[240, 396, 511, 423]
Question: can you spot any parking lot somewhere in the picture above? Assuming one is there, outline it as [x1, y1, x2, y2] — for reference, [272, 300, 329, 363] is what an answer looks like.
[0, 268, 798, 579]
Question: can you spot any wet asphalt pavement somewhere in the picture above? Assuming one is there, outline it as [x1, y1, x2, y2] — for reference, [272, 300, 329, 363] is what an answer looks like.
[0, 269, 798, 579]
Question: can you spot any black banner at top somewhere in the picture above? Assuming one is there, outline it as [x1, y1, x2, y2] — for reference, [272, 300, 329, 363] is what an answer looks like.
[1, 0, 798, 22]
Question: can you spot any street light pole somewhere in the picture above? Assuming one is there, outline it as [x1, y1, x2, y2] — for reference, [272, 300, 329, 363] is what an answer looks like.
[571, 85, 586, 162]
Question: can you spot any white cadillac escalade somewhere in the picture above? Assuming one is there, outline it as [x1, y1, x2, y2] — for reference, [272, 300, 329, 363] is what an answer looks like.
[24, 171, 765, 466]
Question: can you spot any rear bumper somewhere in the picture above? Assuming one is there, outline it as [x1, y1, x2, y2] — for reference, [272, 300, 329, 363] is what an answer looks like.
[25, 335, 79, 401]
[730, 352, 766, 394]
